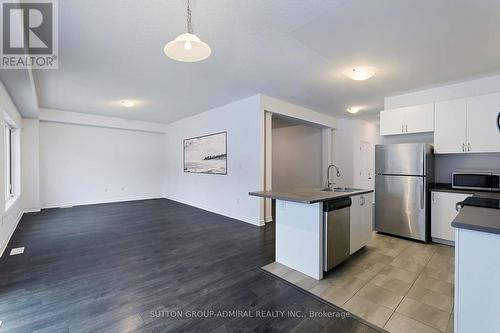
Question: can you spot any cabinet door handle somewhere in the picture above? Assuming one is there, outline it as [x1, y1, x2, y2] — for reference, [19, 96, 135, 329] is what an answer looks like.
[402, 124, 404, 133]
[462, 143, 465, 152]
[360, 196, 365, 206]
[406, 124, 409, 132]
[468, 142, 471, 152]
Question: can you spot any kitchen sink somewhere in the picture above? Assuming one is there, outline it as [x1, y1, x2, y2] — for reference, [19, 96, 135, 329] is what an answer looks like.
[321, 187, 363, 192]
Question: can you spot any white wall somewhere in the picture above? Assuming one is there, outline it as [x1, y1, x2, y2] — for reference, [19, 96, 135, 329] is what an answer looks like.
[272, 125, 323, 191]
[39, 121, 165, 208]
[385, 73, 500, 109]
[0, 81, 24, 257]
[163, 95, 263, 226]
[333, 118, 380, 190]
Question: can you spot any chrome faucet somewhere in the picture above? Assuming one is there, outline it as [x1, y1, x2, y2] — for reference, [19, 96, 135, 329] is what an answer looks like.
[326, 164, 341, 188]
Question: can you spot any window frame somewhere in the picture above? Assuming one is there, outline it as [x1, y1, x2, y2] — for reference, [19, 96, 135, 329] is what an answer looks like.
[6, 125, 12, 197]
[5, 124, 16, 200]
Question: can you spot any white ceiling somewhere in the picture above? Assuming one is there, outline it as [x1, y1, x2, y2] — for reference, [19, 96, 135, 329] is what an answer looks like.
[32, 0, 500, 123]
[0, 69, 39, 118]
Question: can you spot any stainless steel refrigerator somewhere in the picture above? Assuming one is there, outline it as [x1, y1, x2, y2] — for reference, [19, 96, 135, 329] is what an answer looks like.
[375, 143, 434, 242]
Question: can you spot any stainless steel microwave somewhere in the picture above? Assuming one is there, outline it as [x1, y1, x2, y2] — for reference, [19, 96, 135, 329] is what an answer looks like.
[452, 171, 500, 192]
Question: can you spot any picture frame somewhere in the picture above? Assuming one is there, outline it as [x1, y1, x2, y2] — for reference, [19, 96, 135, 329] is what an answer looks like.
[183, 132, 227, 175]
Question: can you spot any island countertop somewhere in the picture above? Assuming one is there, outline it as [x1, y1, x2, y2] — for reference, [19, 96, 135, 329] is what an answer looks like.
[452, 205, 500, 235]
[248, 188, 374, 204]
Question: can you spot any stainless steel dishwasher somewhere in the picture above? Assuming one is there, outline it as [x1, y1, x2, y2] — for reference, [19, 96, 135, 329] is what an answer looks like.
[324, 197, 351, 271]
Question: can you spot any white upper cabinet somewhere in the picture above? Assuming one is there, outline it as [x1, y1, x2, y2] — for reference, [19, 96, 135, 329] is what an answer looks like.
[466, 92, 500, 153]
[434, 93, 500, 154]
[380, 109, 405, 135]
[434, 99, 467, 154]
[404, 103, 435, 133]
[379, 103, 434, 136]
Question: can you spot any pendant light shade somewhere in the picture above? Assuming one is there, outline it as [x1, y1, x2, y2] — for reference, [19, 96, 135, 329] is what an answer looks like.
[164, 33, 211, 62]
[164, 0, 211, 62]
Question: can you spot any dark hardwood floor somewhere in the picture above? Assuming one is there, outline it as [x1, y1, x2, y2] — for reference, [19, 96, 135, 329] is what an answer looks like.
[0, 199, 381, 332]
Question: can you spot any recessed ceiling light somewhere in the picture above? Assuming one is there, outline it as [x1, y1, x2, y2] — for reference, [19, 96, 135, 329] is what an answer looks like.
[343, 66, 378, 81]
[347, 107, 361, 114]
[120, 100, 135, 108]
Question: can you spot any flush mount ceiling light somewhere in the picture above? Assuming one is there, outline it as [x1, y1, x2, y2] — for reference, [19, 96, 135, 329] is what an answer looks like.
[120, 100, 135, 108]
[347, 107, 361, 114]
[164, 0, 211, 62]
[343, 66, 378, 81]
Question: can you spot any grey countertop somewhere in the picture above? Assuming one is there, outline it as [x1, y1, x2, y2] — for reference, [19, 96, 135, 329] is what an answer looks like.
[452, 206, 500, 235]
[430, 183, 500, 199]
[248, 188, 374, 204]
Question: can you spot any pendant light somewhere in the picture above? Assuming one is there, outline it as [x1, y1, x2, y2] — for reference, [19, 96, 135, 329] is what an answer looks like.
[164, 0, 211, 62]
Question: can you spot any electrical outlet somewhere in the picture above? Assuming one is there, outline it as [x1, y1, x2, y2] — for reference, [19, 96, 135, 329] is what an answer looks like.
[10, 247, 24, 256]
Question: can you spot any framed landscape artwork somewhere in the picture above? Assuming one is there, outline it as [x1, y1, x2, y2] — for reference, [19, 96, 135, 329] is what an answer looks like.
[183, 132, 227, 175]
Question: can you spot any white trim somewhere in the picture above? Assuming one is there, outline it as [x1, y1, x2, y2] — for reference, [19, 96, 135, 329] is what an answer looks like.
[24, 208, 41, 213]
[260, 95, 337, 129]
[164, 196, 265, 226]
[5, 195, 20, 213]
[264, 216, 273, 223]
[431, 237, 455, 246]
[41, 195, 164, 209]
[39, 108, 168, 134]
[0, 209, 24, 258]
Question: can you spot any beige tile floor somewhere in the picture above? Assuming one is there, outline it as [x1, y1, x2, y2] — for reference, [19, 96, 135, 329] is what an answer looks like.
[263, 234, 455, 333]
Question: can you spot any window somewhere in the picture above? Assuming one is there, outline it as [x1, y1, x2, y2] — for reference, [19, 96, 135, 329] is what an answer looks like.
[5, 125, 14, 198]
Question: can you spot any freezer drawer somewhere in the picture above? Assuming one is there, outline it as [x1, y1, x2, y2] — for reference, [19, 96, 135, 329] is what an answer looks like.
[375, 175, 428, 241]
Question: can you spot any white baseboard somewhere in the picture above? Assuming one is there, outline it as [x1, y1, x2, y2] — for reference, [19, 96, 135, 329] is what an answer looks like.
[24, 208, 41, 213]
[164, 196, 265, 226]
[432, 237, 455, 246]
[41, 194, 163, 209]
[0, 208, 24, 258]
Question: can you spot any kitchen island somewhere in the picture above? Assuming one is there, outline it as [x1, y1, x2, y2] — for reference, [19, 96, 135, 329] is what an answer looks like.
[249, 188, 374, 280]
[451, 197, 500, 333]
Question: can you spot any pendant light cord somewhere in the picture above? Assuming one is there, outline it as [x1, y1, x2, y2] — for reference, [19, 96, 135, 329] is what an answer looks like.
[186, 0, 194, 34]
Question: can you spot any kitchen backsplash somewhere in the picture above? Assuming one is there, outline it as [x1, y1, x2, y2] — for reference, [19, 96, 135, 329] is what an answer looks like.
[435, 153, 500, 183]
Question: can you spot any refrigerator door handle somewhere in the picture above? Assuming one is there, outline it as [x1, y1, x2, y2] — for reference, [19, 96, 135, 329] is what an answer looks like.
[420, 182, 424, 209]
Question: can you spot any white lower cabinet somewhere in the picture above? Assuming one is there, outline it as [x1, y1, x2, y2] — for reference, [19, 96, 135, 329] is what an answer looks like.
[350, 193, 373, 254]
[431, 191, 472, 243]
[455, 228, 500, 332]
